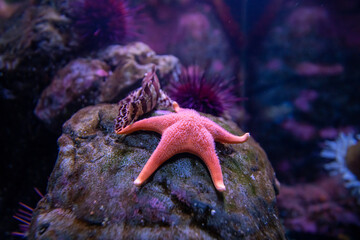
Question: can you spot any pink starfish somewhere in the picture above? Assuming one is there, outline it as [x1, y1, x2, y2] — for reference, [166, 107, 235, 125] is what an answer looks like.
[116, 102, 250, 191]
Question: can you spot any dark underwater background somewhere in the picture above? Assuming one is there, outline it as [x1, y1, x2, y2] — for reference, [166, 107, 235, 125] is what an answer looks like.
[1, 0, 360, 239]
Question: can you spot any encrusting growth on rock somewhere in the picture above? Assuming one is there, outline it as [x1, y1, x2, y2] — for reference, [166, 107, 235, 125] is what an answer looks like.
[117, 101, 250, 191]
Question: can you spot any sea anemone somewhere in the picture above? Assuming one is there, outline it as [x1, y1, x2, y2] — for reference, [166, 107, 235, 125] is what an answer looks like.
[166, 65, 240, 116]
[321, 133, 360, 203]
[71, 0, 135, 48]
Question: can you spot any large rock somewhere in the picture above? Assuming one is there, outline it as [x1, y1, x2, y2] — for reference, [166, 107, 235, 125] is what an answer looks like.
[28, 104, 285, 239]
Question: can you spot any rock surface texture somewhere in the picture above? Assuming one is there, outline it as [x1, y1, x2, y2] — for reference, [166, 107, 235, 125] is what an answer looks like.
[0, 5, 73, 70]
[28, 104, 285, 239]
[35, 42, 180, 128]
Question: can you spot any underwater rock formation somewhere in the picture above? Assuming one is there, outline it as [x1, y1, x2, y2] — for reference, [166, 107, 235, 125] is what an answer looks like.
[35, 42, 180, 128]
[97, 42, 180, 102]
[0, 5, 74, 70]
[34, 58, 110, 125]
[28, 104, 285, 239]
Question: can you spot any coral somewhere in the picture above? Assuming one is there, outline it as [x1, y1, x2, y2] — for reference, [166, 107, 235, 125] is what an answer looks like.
[166, 66, 239, 117]
[321, 133, 360, 202]
[27, 103, 284, 239]
[70, 0, 135, 48]
[277, 177, 360, 237]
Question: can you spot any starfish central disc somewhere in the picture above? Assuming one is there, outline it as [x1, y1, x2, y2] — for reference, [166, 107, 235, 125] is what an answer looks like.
[116, 102, 250, 192]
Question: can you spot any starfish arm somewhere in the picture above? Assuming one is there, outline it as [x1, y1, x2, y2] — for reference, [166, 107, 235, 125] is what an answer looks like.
[192, 129, 226, 192]
[116, 114, 179, 135]
[134, 123, 185, 186]
[199, 148, 226, 192]
[203, 118, 250, 144]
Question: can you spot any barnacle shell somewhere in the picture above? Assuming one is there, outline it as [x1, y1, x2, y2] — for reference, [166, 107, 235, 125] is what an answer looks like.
[115, 66, 173, 133]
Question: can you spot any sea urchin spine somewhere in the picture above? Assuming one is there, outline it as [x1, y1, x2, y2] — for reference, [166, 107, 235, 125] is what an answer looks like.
[166, 65, 240, 117]
[11, 188, 44, 238]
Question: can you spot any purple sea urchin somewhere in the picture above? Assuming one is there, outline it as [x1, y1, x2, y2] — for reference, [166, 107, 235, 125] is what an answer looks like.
[71, 0, 135, 47]
[166, 65, 239, 116]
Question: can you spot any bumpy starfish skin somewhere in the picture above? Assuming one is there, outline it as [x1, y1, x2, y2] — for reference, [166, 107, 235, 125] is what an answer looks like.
[116, 102, 250, 191]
